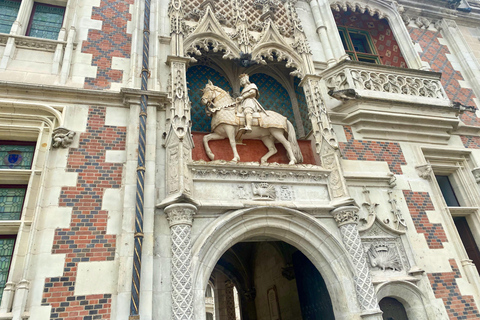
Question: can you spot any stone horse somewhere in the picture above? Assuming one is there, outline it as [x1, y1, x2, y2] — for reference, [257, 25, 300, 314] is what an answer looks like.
[200, 81, 303, 164]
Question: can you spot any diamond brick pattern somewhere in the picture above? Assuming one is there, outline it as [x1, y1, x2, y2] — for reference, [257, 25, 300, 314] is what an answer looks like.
[187, 65, 232, 132]
[184, 0, 235, 28]
[428, 259, 480, 319]
[42, 106, 126, 319]
[294, 77, 311, 135]
[461, 135, 480, 149]
[403, 190, 448, 249]
[82, 0, 134, 89]
[333, 9, 406, 68]
[409, 27, 479, 128]
[339, 126, 407, 174]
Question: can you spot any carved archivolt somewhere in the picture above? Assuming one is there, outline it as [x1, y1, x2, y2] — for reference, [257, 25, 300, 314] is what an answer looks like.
[330, 0, 404, 21]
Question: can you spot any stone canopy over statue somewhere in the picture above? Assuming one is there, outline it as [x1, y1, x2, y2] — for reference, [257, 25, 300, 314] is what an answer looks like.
[200, 74, 303, 165]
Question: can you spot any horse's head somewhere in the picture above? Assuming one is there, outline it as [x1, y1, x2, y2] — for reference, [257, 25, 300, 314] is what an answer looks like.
[200, 80, 217, 106]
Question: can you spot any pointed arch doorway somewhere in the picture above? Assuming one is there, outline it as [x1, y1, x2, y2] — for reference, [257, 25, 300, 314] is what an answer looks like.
[206, 239, 335, 320]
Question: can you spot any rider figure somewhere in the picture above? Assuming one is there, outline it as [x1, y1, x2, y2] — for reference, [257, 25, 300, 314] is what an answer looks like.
[236, 74, 266, 133]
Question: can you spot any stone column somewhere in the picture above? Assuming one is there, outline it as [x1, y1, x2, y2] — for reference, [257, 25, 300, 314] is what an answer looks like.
[331, 206, 382, 319]
[165, 203, 197, 320]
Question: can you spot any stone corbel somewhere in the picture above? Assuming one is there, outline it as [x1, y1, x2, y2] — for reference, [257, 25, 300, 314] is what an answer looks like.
[415, 164, 432, 179]
[472, 167, 480, 184]
[52, 127, 76, 148]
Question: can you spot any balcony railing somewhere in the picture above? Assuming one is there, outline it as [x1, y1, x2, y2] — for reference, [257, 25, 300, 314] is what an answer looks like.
[323, 60, 449, 103]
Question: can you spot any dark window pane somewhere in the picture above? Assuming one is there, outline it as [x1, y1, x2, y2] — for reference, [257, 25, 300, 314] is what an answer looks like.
[0, 0, 21, 34]
[454, 217, 480, 275]
[379, 297, 408, 320]
[28, 3, 65, 40]
[349, 32, 371, 53]
[338, 30, 349, 51]
[0, 143, 35, 169]
[435, 175, 460, 207]
[0, 237, 15, 302]
[0, 187, 26, 220]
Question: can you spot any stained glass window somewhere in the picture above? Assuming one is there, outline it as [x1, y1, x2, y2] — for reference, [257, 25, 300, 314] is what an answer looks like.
[0, 0, 21, 34]
[0, 143, 35, 169]
[0, 187, 26, 220]
[27, 3, 65, 40]
[0, 237, 15, 302]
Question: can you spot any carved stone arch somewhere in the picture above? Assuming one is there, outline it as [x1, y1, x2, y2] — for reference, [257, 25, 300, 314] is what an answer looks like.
[251, 42, 305, 78]
[330, 0, 424, 69]
[191, 206, 361, 320]
[376, 281, 435, 320]
[184, 6, 242, 61]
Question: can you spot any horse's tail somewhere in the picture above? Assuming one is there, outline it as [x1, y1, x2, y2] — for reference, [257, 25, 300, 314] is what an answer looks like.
[286, 120, 303, 163]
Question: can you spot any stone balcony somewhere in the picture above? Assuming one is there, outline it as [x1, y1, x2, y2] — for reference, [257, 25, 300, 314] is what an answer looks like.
[322, 60, 460, 144]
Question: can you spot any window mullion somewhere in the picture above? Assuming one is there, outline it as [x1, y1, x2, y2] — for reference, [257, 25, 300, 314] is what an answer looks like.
[10, 0, 34, 35]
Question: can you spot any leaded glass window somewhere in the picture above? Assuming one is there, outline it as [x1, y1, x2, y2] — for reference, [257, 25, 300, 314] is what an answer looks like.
[27, 3, 65, 40]
[0, 187, 26, 220]
[0, 237, 15, 302]
[0, 142, 35, 169]
[0, 0, 21, 34]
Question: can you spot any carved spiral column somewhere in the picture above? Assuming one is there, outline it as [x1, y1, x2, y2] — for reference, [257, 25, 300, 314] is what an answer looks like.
[165, 203, 197, 320]
[331, 206, 382, 318]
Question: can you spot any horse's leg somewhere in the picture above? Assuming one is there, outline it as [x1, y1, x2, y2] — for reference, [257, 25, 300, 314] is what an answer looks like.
[225, 126, 241, 162]
[270, 129, 296, 164]
[203, 132, 225, 161]
[260, 136, 277, 164]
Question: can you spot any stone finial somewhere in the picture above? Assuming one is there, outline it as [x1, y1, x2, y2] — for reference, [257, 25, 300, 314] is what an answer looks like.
[52, 127, 76, 148]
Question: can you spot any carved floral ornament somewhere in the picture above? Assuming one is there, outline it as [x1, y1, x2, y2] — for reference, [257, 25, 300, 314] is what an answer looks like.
[164, 203, 197, 227]
[331, 206, 360, 226]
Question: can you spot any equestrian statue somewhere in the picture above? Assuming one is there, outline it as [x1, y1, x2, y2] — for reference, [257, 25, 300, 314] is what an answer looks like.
[200, 74, 303, 165]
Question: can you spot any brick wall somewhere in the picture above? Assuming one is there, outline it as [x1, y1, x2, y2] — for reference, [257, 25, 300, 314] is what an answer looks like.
[403, 190, 448, 249]
[42, 106, 126, 319]
[82, 0, 134, 89]
[461, 135, 480, 149]
[428, 259, 480, 319]
[339, 126, 407, 174]
[409, 27, 479, 127]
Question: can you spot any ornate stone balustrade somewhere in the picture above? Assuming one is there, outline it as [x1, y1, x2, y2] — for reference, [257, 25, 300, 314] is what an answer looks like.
[322, 60, 459, 144]
[0, 33, 75, 52]
[323, 60, 448, 102]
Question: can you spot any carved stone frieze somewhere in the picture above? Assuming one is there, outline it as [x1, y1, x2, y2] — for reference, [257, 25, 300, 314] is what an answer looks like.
[52, 127, 76, 148]
[415, 164, 432, 179]
[252, 182, 276, 200]
[190, 162, 329, 184]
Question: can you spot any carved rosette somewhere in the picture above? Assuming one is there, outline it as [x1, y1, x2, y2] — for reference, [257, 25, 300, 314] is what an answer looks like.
[165, 203, 197, 320]
[332, 206, 380, 313]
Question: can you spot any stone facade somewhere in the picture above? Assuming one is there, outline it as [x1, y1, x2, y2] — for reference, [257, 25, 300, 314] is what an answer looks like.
[0, 0, 480, 319]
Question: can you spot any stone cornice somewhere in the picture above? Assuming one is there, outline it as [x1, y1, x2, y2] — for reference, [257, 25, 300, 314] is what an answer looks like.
[0, 81, 168, 108]
[399, 0, 480, 25]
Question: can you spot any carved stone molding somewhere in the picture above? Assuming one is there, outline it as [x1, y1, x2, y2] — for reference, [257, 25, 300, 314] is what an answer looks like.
[0, 33, 74, 52]
[165, 203, 197, 227]
[252, 182, 276, 200]
[415, 164, 432, 179]
[331, 206, 359, 226]
[52, 127, 76, 148]
[472, 167, 480, 184]
[415, 17, 431, 29]
[387, 190, 407, 231]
